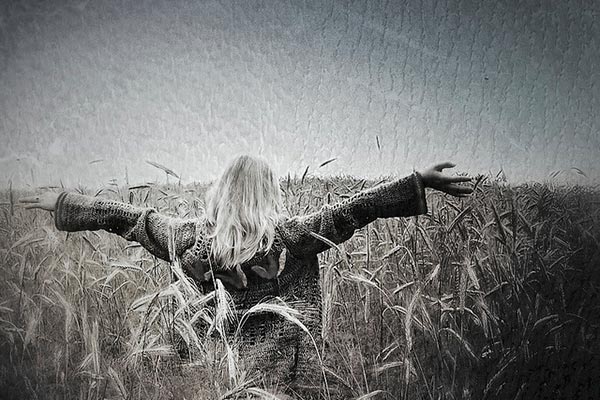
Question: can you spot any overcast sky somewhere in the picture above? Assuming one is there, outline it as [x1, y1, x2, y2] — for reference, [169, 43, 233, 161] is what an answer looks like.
[1, 0, 599, 188]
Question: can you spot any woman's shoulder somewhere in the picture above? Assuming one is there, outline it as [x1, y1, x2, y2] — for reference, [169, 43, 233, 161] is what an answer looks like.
[275, 212, 315, 235]
[180, 216, 210, 256]
[176, 217, 212, 280]
[275, 214, 296, 239]
[274, 213, 313, 257]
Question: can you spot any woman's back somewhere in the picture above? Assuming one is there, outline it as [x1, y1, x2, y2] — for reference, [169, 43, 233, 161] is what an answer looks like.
[168, 214, 322, 395]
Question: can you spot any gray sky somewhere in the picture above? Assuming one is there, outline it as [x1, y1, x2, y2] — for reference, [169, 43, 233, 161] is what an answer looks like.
[1, 0, 599, 188]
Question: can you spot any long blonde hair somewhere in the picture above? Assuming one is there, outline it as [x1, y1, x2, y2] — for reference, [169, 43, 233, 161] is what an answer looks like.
[205, 154, 282, 270]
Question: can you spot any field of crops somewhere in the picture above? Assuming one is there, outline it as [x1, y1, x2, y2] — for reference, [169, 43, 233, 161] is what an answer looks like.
[1, 174, 599, 399]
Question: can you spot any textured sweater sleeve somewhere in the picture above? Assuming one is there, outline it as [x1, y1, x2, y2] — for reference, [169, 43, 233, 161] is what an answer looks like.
[280, 172, 428, 256]
[54, 192, 197, 261]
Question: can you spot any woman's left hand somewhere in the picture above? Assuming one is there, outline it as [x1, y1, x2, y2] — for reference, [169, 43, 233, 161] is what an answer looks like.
[418, 162, 473, 198]
[19, 192, 60, 211]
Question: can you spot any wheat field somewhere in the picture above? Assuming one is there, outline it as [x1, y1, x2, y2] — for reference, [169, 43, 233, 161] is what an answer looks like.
[1, 173, 599, 399]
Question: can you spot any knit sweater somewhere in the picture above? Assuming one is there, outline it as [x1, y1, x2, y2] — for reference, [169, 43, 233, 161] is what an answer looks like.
[54, 172, 428, 396]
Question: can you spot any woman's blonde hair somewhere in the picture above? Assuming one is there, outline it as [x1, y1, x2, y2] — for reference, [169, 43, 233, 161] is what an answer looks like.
[205, 154, 282, 270]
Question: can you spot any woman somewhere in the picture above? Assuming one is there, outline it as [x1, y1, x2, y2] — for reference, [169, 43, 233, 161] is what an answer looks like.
[20, 155, 472, 397]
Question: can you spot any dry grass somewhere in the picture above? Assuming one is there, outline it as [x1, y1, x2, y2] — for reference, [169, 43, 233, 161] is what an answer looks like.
[1, 174, 599, 399]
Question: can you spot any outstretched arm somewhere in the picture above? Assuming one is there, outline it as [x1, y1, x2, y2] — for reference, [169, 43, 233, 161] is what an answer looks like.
[19, 192, 196, 261]
[280, 162, 472, 256]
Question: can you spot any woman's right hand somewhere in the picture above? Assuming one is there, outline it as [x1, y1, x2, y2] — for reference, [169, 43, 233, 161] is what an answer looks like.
[19, 192, 60, 211]
[418, 162, 473, 198]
